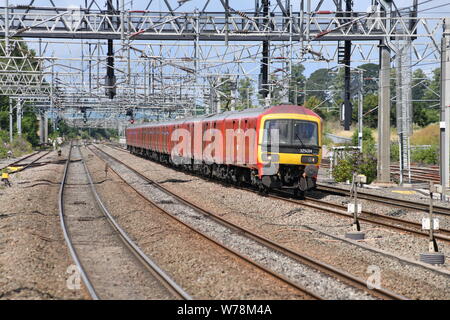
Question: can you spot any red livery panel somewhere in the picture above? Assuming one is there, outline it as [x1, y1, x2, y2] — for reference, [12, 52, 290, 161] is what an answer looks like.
[126, 105, 322, 195]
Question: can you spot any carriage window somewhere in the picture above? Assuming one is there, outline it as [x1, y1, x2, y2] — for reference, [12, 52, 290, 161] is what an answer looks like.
[263, 119, 290, 144]
[293, 121, 318, 146]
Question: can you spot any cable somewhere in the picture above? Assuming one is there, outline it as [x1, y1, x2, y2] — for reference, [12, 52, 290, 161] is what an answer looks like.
[418, 3, 450, 13]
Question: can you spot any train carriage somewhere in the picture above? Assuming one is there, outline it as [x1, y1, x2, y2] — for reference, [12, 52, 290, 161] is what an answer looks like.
[126, 104, 322, 195]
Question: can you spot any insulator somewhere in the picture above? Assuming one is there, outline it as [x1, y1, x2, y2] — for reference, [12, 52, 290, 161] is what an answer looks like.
[235, 10, 251, 20]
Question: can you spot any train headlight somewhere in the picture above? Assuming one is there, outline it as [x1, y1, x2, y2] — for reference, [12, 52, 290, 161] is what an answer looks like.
[262, 153, 279, 162]
[301, 155, 318, 164]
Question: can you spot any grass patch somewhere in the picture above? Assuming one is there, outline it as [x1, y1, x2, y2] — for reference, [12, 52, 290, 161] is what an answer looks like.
[411, 123, 439, 145]
[0, 136, 33, 159]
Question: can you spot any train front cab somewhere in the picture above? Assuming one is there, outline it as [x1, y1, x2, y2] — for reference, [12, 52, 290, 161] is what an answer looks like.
[257, 113, 322, 192]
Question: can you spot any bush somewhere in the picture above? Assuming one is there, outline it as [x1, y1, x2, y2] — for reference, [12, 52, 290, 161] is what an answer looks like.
[332, 156, 354, 183]
[391, 143, 399, 162]
[0, 143, 6, 158]
[332, 152, 377, 184]
[0, 130, 8, 142]
[10, 137, 33, 157]
[411, 145, 439, 165]
[351, 127, 376, 155]
[333, 128, 377, 184]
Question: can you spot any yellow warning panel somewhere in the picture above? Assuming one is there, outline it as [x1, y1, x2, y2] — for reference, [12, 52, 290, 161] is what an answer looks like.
[392, 190, 416, 195]
[7, 166, 23, 172]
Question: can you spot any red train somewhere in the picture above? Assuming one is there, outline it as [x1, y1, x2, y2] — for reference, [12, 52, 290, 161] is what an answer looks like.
[126, 104, 322, 196]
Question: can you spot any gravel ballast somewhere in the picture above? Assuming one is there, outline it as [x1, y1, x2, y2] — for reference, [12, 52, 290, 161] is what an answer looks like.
[93, 146, 395, 300]
[0, 149, 88, 299]
[98, 144, 450, 299]
[82, 146, 310, 300]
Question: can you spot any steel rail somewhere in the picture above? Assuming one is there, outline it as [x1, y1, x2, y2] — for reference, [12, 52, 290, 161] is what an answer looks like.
[89, 145, 323, 300]
[271, 193, 450, 244]
[316, 183, 450, 217]
[304, 196, 450, 240]
[10, 150, 53, 174]
[78, 144, 192, 300]
[92, 144, 407, 301]
[104, 143, 450, 240]
[1, 150, 41, 171]
[58, 142, 99, 300]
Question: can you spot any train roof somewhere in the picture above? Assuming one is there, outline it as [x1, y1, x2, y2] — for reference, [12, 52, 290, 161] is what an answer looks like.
[127, 104, 320, 129]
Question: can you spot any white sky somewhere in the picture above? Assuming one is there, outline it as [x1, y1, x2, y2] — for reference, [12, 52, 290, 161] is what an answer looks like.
[3, 1, 450, 13]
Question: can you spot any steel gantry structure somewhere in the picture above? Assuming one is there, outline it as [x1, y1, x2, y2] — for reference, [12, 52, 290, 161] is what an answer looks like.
[0, 0, 449, 191]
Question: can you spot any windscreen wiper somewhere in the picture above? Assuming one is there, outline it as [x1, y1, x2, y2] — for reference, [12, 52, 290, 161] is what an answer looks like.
[295, 132, 307, 147]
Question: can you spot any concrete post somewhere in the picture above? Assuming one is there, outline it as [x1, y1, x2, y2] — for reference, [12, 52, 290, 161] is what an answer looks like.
[377, 43, 391, 183]
[16, 99, 22, 138]
[231, 83, 236, 111]
[358, 71, 363, 149]
[440, 19, 450, 199]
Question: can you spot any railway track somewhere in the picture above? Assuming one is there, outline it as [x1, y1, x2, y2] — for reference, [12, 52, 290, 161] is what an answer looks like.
[1, 150, 52, 174]
[316, 183, 450, 218]
[92, 143, 407, 300]
[104, 143, 450, 242]
[273, 191, 450, 244]
[321, 162, 445, 184]
[390, 165, 442, 183]
[58, 142, 191, 300]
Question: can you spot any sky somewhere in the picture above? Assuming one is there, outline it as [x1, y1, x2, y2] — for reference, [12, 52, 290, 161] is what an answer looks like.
[4, 0, 450, 13]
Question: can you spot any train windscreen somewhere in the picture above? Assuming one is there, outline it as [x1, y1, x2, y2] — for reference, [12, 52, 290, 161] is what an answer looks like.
[263, 119, 318, 147]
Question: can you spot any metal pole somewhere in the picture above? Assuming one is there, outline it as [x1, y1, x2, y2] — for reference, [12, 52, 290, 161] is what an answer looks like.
[440, 19, 450, 200]
[353, 174, 360, 232]
[260, 0, 270, 100]
[194, 9, 200, 114]
[358, 71, 363, 149]
[429, 181, 438, 252]
[5, 0, 9, 56]
[343, 0, 352, 130]
[377, 42, 391, 183]
[396, 44, 404, 185]
[9, 98, 13, 143]
[106, 0, 116, 99]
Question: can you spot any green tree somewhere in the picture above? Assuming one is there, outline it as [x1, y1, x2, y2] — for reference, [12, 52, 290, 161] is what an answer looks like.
[351, 93, 378, 128]
[420, 68, 440, 126]
[288, 63, 306, 104]
[305, 68, 335, 103]
[21, 111, 39, 146]
[359, 63, 379, 94]
[304, 96, 326, 118]
[237, 77, 254, 109]
[0, 39, 48, 149]
[216, 76, 234, 110]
